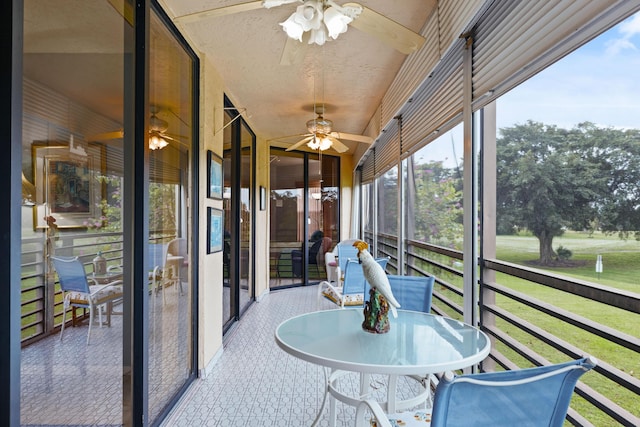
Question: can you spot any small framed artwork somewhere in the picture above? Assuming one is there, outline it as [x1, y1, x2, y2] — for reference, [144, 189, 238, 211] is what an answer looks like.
[260, 186, 266, 211]
[207, 207, 223, 254]
[207, 150, 223, 199]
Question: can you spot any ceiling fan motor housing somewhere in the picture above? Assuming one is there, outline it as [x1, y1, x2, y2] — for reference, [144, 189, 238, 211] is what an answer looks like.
[306, 115, 333, 134]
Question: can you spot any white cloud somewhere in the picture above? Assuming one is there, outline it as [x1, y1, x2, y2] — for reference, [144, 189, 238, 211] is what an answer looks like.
[605, 13, 640, 55]
[619, 12, 640, 37]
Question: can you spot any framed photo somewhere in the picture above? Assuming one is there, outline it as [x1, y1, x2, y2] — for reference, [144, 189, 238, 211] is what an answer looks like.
[207, 150, 223, 199]
[32, 143, 102, 229]
[207, 207, 223, 254]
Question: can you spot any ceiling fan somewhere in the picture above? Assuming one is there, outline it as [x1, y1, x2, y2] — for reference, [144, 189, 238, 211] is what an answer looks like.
[174, 0, 426, 62]
[275, 104, 373, 153]
[90, 107, 184, 150]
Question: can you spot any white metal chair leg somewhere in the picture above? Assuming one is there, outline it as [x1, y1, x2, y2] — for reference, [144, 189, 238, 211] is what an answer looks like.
[60, 298, 68, 341]
[86, 305, 93, 345]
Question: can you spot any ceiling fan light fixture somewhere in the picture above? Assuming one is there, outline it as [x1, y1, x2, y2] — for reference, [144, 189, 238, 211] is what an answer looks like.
[323, 6, 352, 39]
[280, 15, 305, 41]
[280, 1, 323, 40]
[149, 133, 168, 150]
[318, 135, 332, 151]
[278, 0, 362, 46]
[307, 134, 332, 151]
[297, 2, 323, 31]
[308, 27, 328, 45]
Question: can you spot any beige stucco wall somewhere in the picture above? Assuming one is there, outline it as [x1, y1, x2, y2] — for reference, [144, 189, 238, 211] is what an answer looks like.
[198, 55, 225, 374]
[197, 56, 272, 374]
[254, 135, 270, 301]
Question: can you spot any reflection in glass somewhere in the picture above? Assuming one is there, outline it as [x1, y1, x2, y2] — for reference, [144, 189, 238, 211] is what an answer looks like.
[20, 1, 127, 425]
[148, 9, 194, 423]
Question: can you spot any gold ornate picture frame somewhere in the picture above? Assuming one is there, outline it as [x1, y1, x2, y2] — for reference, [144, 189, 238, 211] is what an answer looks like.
[32, 142, 103, 230]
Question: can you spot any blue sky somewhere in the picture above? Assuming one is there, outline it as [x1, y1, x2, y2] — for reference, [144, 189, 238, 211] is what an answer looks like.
[497, 11, 640, 130]
[416, 11, 640, 167]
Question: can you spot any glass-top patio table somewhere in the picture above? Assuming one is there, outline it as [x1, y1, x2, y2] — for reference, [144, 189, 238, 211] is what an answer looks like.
[275, 308, 490, 426]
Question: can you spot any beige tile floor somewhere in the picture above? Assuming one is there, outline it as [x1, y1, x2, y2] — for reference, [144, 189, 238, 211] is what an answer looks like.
[162, 285, 425, 427]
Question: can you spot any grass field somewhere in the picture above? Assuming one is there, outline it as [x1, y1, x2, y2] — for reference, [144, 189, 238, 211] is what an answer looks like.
[492, 231, 639, 425]
[496, 230, 640, 293]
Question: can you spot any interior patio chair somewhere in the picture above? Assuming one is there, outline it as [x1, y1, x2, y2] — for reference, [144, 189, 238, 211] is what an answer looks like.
[166, 237, 187, 295]
[148, 243, 167, 304]
[149, 239, 187, 305]
[355, 356, 597, 427]
[318, 257, 389, 309]
[52, 256, 123, 345]
[365, 275, 435, 313]
[322, 239, 359, 283]
[364, 274, 436, 409]
[336, 239, 359, 277]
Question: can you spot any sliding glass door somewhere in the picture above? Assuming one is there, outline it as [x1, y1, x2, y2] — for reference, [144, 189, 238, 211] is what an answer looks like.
[269, 149, 339, 288]
[222, 100, 255, 332]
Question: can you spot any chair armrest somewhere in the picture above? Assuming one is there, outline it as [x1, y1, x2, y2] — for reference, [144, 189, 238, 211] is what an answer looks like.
[355, 399, 391, 427]
[89, 280, 124, 294]
[320, 280, 343, 295]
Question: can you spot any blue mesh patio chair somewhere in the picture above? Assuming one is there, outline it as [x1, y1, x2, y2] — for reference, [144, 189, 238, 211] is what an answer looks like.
[355, 356, 597, 427]
[318, 257, 388, 309]
[364, 274, 435, 313]
[364, 274, 436, 409]
[52, 256, 123, 345]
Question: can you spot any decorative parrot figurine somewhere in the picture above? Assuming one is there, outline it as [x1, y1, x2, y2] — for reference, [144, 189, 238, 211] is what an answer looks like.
[353, 240, 400, 318]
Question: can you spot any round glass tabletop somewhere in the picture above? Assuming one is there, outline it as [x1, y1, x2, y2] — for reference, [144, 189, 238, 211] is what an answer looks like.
[275, 308, 490, 375]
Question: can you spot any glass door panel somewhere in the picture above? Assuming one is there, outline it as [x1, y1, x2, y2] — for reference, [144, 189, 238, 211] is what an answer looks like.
[21, 1, 127, 425]
[148, 8, 195, 423]
[222, 104, 256, 332]
[312, 154, 339, 281]
[270, 151, 305, 287]
[239, 124, 254, 313]
[269, 150, 340, 288]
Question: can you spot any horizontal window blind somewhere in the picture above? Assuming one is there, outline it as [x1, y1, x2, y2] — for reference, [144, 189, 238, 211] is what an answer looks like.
[360, 148, 375, 183]
[472, 0, 640, 110]
[400, 38, 465, 158]
[380, 0, 483, 129]
[359, 0, 639, 178]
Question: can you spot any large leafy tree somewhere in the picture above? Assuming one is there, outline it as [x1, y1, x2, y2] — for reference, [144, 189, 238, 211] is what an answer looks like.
[410, 160, 463, 248]
[496, 121, 640, 264]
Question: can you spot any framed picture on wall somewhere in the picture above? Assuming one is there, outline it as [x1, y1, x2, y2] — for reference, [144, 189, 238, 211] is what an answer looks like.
[207, 150, 223, 199]
[32, 142, 102, 229]
[207, 207, 223, 254]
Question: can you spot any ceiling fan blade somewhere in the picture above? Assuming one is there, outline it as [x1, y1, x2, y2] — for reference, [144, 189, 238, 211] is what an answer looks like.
[327, 137, 350, 153]
[329, 131, 373, 144]
[280, 33, 309, 65]
[174, 1, 264, 24]
[268, 132, 311, 142]
[90, 130, 124, 141]
[343, 3, 426, 54]
[263, 0, 301, 9]
[285, 136, 314, 151]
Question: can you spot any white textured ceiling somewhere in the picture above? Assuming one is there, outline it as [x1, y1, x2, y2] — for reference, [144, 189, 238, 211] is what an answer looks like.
[160, 0, 435, 154]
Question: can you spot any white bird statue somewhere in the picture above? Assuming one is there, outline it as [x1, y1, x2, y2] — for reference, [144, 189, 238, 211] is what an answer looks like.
[353, 240, 400, 318]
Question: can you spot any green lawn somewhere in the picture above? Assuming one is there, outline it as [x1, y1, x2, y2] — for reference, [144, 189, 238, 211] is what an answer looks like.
[493, 231, 639, 425]
[496, 231, 640, 293]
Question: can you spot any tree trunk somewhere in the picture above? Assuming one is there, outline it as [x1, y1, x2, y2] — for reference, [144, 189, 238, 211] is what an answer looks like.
[538, 232, 556, 265]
